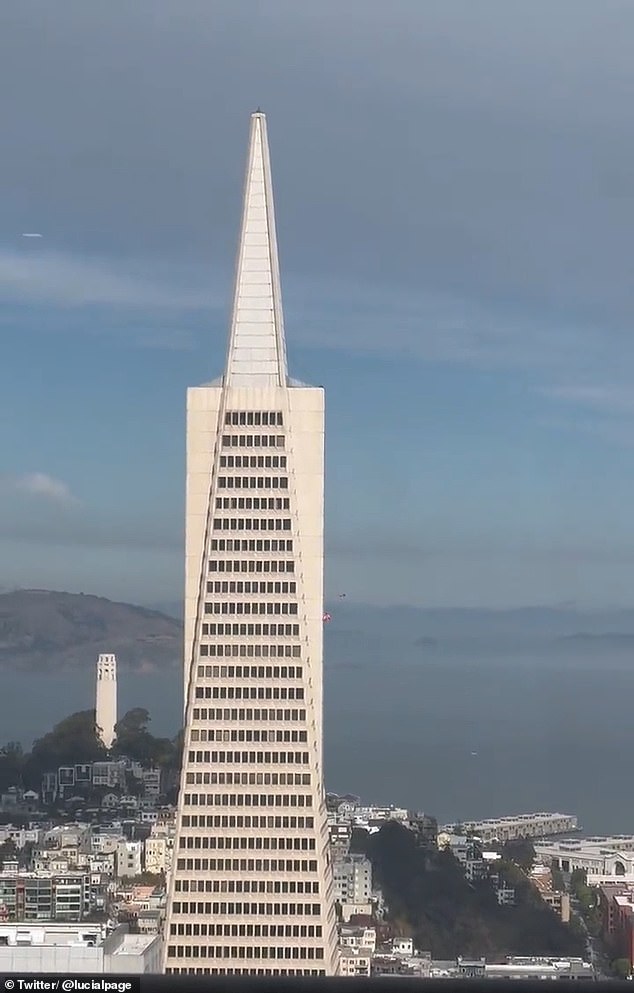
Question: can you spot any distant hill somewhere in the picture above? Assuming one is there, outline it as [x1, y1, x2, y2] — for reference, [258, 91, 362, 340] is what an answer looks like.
[0, 590, 182, 673]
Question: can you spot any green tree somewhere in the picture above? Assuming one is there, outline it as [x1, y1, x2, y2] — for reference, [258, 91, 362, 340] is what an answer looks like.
[22, 711, 106, 788]
[113, 708, 176, 769]
[550, 862, 566, 892]
[502, 837, 536, 873]
[0, 742, 25, 792]
[362, 821, 585, 961]
[0, 839, 18, 867]
[612, 958, 632, 979]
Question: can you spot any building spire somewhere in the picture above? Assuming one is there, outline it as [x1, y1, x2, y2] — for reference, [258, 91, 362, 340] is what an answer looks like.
[225, 112, 288, 388]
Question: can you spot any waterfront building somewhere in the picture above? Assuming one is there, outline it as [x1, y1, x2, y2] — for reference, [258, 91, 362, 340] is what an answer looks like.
[442, 812, 578, 843]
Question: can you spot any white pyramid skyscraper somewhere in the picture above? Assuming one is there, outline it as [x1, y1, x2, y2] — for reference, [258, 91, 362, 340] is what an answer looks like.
[163, 113, 339, 976]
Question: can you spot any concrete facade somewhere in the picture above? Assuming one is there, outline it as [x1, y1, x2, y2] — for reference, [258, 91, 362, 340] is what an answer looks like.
[164, 112, 338, 976]
[0, 923, 161, 974]
[95, 654, 117, 750]
[536, 835, 634, 877]
[332, 854, 372, 904]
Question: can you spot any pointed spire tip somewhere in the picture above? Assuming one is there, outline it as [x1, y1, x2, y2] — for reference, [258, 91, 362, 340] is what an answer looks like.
[225, 110, 288, 388]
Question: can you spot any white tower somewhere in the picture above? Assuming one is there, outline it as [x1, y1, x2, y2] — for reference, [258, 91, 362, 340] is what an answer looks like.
[164, 112, 339, 975]
[95, 653, 117, 750]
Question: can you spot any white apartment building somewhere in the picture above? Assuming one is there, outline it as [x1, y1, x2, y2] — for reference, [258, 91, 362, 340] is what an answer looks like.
[332, 854, 372, 904]
[339, 946, 372, 977]
[115, 841, 143, 880]
[0, 826, 42, 848]
[142, 769, 161, 806]
[339, 925, 376, 954]
[144, 833, 174, 875]
[164, 112, 339, 975]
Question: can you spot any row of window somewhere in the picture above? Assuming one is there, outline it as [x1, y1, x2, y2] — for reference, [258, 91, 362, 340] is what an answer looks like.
[179, 768, 310, 786]
[190, 730, 308, 744]
[198, 646, 301, 661]
[192, 708, 306, 724]
[194, 687, 304, 700]
[209, 560, 295, 575]
[177, 838, 316, 854]
[183, 786, 313, 804]
[167, 969, 326, 977]
[170, 904, 322, 917]
[221, 435, 285, 448]
[216, 476, 290, 494]
[201, 623, 299, 637]
[218, 477, 288, 491]
[178, 821, 314, 847]
[216, 497, 290, 511]
[213, 516, 291, 531]
[203, 603, 298, 617]
[175, 858, 318, 874]
[225, 411, 283, 426]
[174, 880, 319, 896]
[169, 948, 323, 964]
[169, 968, 322, 980]
[171, 923, 322, 937]
[181, 816, 314, 832]
[211, 539, 293, 552]
[219, 455, 287, 469]
[197, 664, 302, 679]
[178, 834, 315, 852]
[184, 791, 311, 806]
[187, 750, 309, 765]
[207, 581, 296, 595]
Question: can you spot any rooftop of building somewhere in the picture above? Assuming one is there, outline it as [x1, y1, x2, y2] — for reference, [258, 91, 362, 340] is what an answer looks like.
[109, 932, 158, 955]
[0, 923, 106, 946]
[536, 834, 634, 853]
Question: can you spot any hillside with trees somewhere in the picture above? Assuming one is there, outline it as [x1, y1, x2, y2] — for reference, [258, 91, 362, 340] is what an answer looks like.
[353, 821, 586, 960]
[0, 707, 183, 796]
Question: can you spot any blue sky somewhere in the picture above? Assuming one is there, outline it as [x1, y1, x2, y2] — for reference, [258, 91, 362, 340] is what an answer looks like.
[2, 0, 634, 608]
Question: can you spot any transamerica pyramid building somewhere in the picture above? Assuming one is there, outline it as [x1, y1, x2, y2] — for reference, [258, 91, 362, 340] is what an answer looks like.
[163, 113, 339, 976]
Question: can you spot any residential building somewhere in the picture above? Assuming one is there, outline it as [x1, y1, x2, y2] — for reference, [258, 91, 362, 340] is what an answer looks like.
[372, 953, 432, 977]
[408, 812, 438, 849]
[144, 830, 174, 875]
[339, 902, 373, 923]
[339, 925, 376, 953]
[329, 824, 351, 859]
[0, 872, 90, 922]
[530, 864, 570, 922]
[339, 945, 372, 977]
[333, 854, 372, 904]
[115, 842, 143, 880]
[142, 770, 161, 806]
[598, 885, 634, 969]
[163, 111, 338, 975]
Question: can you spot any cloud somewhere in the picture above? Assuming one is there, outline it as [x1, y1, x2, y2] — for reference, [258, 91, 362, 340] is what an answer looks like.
[0, 247, 214, 311]
[2, 0, 634, 441]
[0, 472, 79, 507]
[541, 384, 634, 418]
[0, 506, 181, 552]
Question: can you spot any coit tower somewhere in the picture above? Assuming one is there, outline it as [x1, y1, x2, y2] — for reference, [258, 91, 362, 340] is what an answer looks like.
[95, 653, 117, 750]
